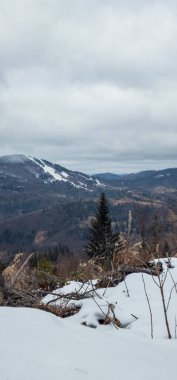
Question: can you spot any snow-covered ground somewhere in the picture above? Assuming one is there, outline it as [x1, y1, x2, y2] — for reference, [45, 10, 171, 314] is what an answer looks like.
[43, 258, 177, 339]
[1, 259, 177, 380]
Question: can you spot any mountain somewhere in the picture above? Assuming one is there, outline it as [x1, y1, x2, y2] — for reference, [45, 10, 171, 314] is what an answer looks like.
[94, 168, 177, 190]
[0, 155, 177, 255]
[93, 172, 122, 180]
[0, 155, 105, 254]
[0, 154, 103, 192]
[1, 154, 177, 194]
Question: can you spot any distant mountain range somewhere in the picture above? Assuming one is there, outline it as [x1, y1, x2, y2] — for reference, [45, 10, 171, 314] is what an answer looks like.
[93, 173, 122, 180]
[94, 168, 177, 189]
[0, 154, 177, 255]
[1, 154, 177, 193]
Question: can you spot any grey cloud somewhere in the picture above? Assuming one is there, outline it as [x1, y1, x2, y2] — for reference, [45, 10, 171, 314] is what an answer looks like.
[0, 0, 177, 173]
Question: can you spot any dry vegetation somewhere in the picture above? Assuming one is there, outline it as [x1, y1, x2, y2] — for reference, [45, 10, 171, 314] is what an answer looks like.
[0, 230, 175, 316]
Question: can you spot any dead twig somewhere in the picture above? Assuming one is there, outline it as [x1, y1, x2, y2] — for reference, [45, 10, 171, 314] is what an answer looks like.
[142, 274, 153, 339]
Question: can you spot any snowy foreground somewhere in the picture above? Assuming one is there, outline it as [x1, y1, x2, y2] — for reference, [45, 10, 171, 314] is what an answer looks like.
[1, 259, 177, 380]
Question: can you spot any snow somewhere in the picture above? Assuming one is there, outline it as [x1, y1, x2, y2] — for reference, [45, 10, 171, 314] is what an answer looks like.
[70, 181, 89, 190]
[48, 259, 177, 339]
[27, 156, 68, 182]
[61, 171, 69, 178]
[39, 160, 68, 182]
[95, 178, 105, 187]
[1, 259, 177, 379]
[27, 155, 90, 189]
[0, 306, 177, 380]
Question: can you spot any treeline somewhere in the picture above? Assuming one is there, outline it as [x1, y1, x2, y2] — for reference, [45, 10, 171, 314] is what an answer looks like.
[29, 243, 71, 269]
[0, 194, 173, 254]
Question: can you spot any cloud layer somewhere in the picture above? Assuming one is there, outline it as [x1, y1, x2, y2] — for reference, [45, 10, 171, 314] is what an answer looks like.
[0, 0, 177, 173]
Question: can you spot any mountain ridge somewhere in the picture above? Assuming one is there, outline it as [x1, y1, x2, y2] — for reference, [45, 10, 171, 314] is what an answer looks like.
[0, 154, 103, 192]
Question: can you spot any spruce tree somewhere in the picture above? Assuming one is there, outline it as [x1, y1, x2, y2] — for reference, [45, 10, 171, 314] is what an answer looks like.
[85, 193, 112, 266]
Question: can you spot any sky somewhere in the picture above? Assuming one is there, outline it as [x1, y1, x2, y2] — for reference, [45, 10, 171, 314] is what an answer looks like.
[0, 0, 177, 174]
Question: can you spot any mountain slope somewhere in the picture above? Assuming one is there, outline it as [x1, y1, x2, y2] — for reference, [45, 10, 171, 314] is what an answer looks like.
[0, 154, 103, 192]
[0, 155, 177, 254]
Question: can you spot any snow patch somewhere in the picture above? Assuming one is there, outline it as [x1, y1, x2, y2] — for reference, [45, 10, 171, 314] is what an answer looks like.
[26, 156, 98, 190]
[27, 156, 68, 182]
[61, 171, 69, 178]
[95, 178, 105, 187]
[70, 181, 88, 190]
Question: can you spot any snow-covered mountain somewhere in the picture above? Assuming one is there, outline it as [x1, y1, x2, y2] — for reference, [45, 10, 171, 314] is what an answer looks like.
[0, 154, 103, 192]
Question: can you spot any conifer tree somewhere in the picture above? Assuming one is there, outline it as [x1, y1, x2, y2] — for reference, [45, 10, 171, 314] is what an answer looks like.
[85, 193, 112, 265]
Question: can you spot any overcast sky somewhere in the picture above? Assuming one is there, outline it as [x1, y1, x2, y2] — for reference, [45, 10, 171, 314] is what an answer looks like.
[0, 0, 177, 173]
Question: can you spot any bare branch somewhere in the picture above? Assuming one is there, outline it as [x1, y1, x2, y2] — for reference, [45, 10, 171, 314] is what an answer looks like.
[142, 274, 153, 339]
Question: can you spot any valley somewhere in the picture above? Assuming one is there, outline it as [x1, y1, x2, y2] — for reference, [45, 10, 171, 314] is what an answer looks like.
[0, 154, 177, 255]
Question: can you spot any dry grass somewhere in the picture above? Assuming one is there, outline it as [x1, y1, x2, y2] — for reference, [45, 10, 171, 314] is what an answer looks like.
[54, 253, 81, 281]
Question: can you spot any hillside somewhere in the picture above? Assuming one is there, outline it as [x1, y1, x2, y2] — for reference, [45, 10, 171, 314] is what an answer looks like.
[94, 168, 177, 190]
[0, 154, 103, 193]
[0, 155, 177, 254]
